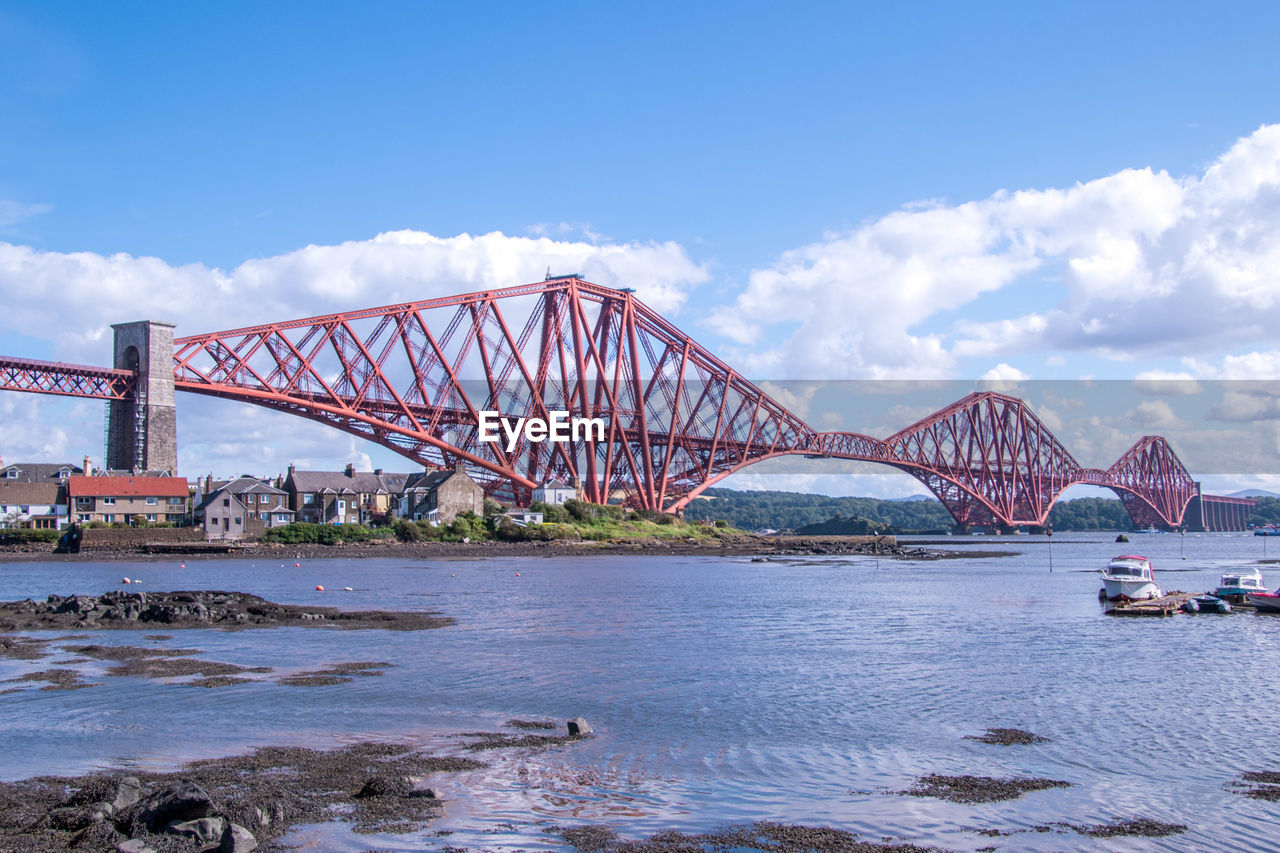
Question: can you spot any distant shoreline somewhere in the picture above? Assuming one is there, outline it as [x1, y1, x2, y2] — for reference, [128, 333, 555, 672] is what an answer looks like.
[0, 534, 993, 563]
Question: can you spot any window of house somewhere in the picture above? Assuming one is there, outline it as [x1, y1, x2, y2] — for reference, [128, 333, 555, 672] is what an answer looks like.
[19, 506, 29, 514]
[233, 517, 241, 525]
[304, 494, 315, 505]
[4, 470, 17, 479]
[276, 514, 289, 523]
[102, 514, 115, 523]
[145, 497, 158, 506]
[146, 514, 157, 522]
[102, 497, 116, 505]
[169, 497, 183, 504]
[78, 513, 91, 522]
[223, 498, 230, 507]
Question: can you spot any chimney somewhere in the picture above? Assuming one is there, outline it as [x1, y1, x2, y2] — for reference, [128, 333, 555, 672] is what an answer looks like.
[344, 463, 355, 477]
[83, 456, 93, 477]
[287, 464, 295, 479]
[374, 468, 383, 476]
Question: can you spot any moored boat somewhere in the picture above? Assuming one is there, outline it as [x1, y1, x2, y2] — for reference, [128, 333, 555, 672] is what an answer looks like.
[1184, 594, 1232, 614]
[1100, 555, 1162, 602]
[1246, 591, 1280, 613]
[1215, 568, 1267, 604]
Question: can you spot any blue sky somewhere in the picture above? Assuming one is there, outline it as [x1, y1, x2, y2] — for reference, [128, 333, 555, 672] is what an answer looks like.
[4, 1, 1280, 496]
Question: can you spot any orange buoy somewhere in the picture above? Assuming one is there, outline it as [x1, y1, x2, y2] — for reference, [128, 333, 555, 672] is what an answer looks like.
[315, 585, 324, 591]
[179, 563, 186, 569]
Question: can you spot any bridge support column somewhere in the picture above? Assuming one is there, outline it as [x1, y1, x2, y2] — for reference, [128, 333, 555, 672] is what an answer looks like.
[107, 321, 177, 474]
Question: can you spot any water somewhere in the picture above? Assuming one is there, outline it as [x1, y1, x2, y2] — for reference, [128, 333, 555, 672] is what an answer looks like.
[2, 533, 1280, 851]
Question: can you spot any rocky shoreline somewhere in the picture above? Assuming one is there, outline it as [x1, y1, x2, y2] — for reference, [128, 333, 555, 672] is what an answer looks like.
[0, 590, 453, 633]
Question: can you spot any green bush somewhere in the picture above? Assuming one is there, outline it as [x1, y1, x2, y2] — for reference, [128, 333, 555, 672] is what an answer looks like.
[655, 512, 678, 525]
[392, 518, 421, 542]
[260, 522, 392, 545]
[0, 529, 60, 544]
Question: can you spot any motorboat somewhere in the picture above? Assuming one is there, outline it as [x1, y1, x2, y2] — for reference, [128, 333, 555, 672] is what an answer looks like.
[1215, 568, 1268, 603]
[1246, 590, 1280, 613]
[1100, 555, 1162, 602]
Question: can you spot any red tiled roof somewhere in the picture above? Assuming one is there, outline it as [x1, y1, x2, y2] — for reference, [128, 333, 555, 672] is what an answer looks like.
[67, 476, 189, 498]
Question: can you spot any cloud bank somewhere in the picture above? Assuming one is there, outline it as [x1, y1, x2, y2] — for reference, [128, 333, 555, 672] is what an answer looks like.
[709, 124, 1280, 379]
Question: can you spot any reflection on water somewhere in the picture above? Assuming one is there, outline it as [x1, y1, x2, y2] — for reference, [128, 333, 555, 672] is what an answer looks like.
[2, 533, 1280, 851]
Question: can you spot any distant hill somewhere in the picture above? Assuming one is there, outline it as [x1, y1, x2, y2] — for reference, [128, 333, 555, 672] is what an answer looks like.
[1229, 489, 1280, 498]
[688, 487, 1280, 532]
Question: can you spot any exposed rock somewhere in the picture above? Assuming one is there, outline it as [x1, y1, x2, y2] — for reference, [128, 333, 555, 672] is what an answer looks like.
[900, 774, 1071, 804]
[133, 779, 214, 832]
[0, 590, 453, 632]
[170, 815, 226, 846]
[218, 821, 258, 852]
[965, 727, 1049, 745]
[116, 840, 156, 853]
[354, 774, 414, 799]
[567, 717, 593, 736]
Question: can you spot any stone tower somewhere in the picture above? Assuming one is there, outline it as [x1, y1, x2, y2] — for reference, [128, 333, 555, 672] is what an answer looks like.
[107, 321, 178, 474]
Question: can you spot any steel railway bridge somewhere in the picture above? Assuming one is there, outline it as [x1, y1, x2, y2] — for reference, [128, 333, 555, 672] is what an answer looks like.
[0, 275, 1255, 531]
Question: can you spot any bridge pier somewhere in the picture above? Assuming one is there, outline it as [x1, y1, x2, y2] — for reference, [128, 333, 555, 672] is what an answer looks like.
[107, 321, 177, 474]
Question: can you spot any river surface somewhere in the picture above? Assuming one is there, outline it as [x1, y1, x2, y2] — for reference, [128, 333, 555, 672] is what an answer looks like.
[2, 532, 1280, 852]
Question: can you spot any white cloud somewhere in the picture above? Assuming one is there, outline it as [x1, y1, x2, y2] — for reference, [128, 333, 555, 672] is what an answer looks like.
[715, 124, 1280, 377]
[0, 231, 709, 474]
[0, 230, 709, 363]
[1133, 371, 1203, 396]
[0, 200, 52, 228]
[979, 363, 1030, 382]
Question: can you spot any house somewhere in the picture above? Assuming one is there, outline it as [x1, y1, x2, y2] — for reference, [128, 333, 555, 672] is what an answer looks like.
[283, 464, 406, 525]
[399, 463, 484, 525]
[0, 481, 68, 529]
[66, 475, 189, 525]
[195, 477, 295, 540]
[503, 508, 544, 527]
[532, 479, 577, 506]
[0, 460, 83, 484]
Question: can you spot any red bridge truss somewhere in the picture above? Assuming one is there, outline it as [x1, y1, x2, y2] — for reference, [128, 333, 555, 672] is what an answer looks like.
[0, 276, 1232, 528]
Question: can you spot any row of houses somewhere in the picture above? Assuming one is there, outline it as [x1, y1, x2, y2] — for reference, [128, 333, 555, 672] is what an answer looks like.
[0, 455, 583, 540]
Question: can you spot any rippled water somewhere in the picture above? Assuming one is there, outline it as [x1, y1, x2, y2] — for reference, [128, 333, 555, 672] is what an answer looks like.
[3, 532, 1280, 852]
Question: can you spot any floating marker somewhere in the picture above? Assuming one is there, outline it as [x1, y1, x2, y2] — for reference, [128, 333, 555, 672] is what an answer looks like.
[295, 562, 300, 567]
[122, 577, 130, 584]
[515, 572, 521, 577]
[315, 585, 325, 591]
[343, 586, 353, 591]
[179, 563, 186, 569]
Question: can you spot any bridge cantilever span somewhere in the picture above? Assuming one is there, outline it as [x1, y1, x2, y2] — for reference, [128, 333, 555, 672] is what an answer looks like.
[0, 276, 1249, 529]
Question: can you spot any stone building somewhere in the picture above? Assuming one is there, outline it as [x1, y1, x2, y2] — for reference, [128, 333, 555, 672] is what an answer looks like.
[283, 464, 404, 525]
[399, 464, 484, 525]
[195, 477, 295, 540]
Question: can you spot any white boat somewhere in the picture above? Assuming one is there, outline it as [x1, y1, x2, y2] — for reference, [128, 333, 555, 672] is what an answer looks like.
[1100, 555, 1162, 601]
[1215, 568, 1267, 601]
